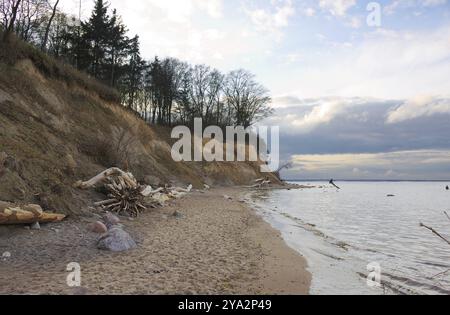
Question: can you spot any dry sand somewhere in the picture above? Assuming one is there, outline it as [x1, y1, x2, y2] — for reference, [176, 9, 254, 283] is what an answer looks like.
[0, 188, 310, 295]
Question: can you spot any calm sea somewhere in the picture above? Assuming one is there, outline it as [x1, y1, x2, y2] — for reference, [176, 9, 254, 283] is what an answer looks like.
[250, 182, 450, 295]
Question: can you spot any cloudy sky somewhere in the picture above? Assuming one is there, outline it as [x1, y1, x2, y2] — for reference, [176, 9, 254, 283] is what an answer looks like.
[60, 0, 450, 180]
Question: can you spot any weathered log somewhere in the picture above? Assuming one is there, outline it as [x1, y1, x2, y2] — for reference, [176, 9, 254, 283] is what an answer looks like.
[0, 201, 66, 225]
[74, 167, 138, 189]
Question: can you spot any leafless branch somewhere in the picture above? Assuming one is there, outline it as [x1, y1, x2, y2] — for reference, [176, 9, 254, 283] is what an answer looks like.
[420, 223, 450, 246]
[444, 211, 450, 223]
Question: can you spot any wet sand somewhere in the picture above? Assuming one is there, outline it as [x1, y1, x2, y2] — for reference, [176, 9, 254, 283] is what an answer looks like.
[0, 188, 310, 295]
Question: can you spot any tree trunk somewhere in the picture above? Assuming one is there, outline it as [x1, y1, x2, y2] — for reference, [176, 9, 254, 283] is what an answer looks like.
[3, 0, 22, 42]
[41, 0, 60, 51]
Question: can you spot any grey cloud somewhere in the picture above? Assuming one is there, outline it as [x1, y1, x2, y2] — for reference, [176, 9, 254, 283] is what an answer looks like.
[262, 97, 450, 179]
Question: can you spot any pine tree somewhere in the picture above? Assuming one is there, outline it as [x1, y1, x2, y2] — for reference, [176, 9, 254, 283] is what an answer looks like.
[123, 35, 146, 111]
[106, 9, 128, 87]
[83, 0, 110, 79]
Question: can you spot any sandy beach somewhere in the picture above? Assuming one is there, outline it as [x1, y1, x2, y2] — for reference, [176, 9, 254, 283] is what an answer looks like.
[0, 188, 311, 295]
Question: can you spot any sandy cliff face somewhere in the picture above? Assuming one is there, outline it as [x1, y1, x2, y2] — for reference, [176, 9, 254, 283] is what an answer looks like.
[0, 58, 279, 215]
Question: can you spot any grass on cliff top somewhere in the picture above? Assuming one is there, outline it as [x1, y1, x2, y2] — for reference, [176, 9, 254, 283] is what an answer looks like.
[0, 33, 120, 103]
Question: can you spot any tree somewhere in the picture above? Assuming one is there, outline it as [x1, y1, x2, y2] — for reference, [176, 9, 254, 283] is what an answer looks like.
[83, 0, 110, 79]
[15, 0, 48, 42]
[224, 69, 273, 128]
[122, 35, 145, 111]
[106, 9, 128, 87]
[41, 0, 59, 51]
[2, 0, 22, 41]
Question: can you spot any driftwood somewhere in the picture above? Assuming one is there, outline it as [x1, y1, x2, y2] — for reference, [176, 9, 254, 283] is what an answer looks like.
[247, 180, 272, 189]
[420, 223, 450, 246]
[444, 211, 450, 222]
[74, 167, 138, 189]
[0, 201, 66, 225]
[76, 168, 192, 217]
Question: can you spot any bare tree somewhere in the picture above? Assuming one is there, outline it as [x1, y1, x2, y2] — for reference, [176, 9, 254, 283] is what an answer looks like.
[40, 0, 58, 50]
[224, 69, 273, 128]
[2, 0, 22, 41]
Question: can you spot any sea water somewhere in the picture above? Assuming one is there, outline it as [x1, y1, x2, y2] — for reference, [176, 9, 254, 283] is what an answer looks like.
[250, 182, 450, 295]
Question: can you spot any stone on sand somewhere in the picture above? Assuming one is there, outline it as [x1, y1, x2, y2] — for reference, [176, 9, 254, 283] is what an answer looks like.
[30, 222, 41, 230]
[89, 221, 108, 234]
[97, 227, 137, 252]
[2, 251, 11, 259]
[172, 211, 183, 219]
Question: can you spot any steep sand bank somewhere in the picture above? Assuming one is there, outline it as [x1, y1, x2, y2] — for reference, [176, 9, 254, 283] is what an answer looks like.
[0, 188, 310, 295]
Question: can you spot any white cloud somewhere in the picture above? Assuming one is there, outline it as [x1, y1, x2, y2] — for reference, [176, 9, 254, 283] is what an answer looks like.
[277, 25, 450, 99]
[302, 7, 316, 17]
[319, 0, 356, 16]
[387, 96, 450, 123]
[266, 97, 366, 133]
[385, 0, 448, 15]
[291, 99, 347, 133]
[244, 0, 295, 35]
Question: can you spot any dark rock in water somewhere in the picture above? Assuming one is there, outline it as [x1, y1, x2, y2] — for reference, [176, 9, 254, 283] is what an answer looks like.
[102, 212, 120, 229]
[30, 222, 41, 230]
[97, 227, 137, 252]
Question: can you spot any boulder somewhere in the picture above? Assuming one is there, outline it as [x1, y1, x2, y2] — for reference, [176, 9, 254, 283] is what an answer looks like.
[89, 221, 108, 234]
[97, 227, 137, 252]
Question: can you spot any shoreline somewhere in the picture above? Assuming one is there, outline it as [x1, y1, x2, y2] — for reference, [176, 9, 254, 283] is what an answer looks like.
[0, 187, 311, 295]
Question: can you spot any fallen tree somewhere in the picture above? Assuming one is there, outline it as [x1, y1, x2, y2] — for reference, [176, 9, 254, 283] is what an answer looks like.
[0, 201, 66, 225]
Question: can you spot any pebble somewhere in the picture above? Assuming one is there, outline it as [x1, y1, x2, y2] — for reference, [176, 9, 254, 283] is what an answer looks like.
[30, 222, 41, 230]
[2, 251, 11, 259]
[172, 211, 183, 219]
[88, 221, 108, 234]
